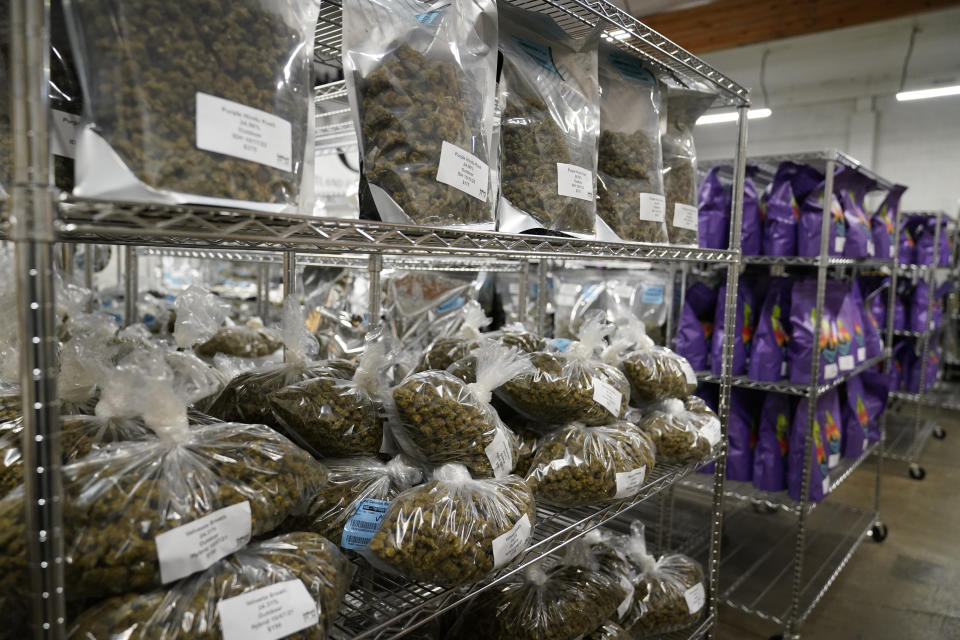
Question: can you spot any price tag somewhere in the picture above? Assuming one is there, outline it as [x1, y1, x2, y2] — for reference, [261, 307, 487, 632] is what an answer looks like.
[557, 163, 594, 201]
[617, 576, 635, 618]
[436, 141, 489, 202]
[684, 583, 706, 614]
[592, 377, 623, 416]
[781, 360, 789, 377]
[858, 347, 867, 361]
[824, 363, 838, 379]
[485, 428, 514, 478]
[341, 498, 391, 550]
[155, 501, 251, 584]
[674, 203, 699, 231]
[614, 467, 647, 499]
[862, 438, 868, 452]
[492, 514, 532, 568]
[828, 453, 840, 468]
[834, 236, 846, 253]
[217, 579, 318, 640]
[867, 239, 876, 256]
[51, 109, 80, 159]
[822, 476, 831, 495]
[637, 193, 666, 222]
[839, 354, 855, 372]
[196, 93, 292, 172]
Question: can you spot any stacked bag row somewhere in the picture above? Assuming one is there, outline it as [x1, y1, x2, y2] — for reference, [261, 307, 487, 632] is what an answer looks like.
[898, 213, 952, 266]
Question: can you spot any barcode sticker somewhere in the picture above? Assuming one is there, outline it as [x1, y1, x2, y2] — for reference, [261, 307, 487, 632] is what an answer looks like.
[436, 141, 489, 202]
[684, 583, 706, 614]
[824, 363, 838, 379]
[614, 467, 647, 499]
[592, 377, 623, 416]
[858, 347, 867, 361]
[341, 498, 391, 550]
[674, 203, 699, 231]
[557, 163, 594, 201]
[155, 501, 251, 584]
[839, 354, 855, 372]
[492, 514, 532, 568]
[485, 427, 514, 478]
[637, 193, 666, 222]
[217, 579, 318, 640]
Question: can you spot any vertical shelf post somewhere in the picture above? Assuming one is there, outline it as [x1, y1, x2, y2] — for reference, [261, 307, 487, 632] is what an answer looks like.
[367, 253, 383, 329]
[123, 246, 137, 327]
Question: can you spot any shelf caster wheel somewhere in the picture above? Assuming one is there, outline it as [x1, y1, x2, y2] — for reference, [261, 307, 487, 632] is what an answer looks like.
[870, 522, 889, 543]
[909, 464, 926, 481]
[933, 426, 946, 440]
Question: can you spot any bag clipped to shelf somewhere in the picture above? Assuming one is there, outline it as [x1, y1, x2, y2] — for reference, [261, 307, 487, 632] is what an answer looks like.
[64, 0, 319, 211]
[595, 40, 666, 243]
[367, 462, 536, 587]
[497, 2, 600, 237]
[69, 532, 354, 640]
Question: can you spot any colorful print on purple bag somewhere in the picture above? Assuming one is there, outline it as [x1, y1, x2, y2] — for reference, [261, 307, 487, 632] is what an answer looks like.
[752, 392, 793, 492]
[788, 394, 831, 502]
[711, 278, 754, 376]
[748, 277, 791, 382]
[834, 168, 875, 258]
[871, 185, 906, 260]
[860, 370, 890, 443]
[841, 375, 870, 458]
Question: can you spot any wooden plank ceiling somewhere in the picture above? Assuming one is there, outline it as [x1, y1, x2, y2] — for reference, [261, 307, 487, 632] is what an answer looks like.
[637, 0, 960, 53]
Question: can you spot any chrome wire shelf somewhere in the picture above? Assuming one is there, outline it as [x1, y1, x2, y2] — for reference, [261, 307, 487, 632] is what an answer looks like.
[48, 199, 741, 263]
[695, 352, 889, 397]
[717, 501, 877, 627]
[680, 440, 880, 515]
[701, 149, 897, 191]
[741, 255, 894, 268]
[330, 459, 713, 639]
[883, 415, 936, 463]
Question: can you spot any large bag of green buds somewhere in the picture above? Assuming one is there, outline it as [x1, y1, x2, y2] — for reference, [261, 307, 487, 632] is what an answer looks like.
[417, 300, 490, 371]
[0, 351, 327, 601]
[391, 342, 530, 477]
[174, 285, 282, 359]
[631, 398, 720, 465]
[69, 532, 354, 640]
[366, 463, 535, 587]
[617, 332, 697, 403]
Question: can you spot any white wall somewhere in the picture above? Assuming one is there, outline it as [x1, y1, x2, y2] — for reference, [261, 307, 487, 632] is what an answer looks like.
[690, 6, 960, 215]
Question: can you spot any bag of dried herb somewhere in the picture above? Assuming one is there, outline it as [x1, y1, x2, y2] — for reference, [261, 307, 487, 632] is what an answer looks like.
[497, 3, 600, 237]
[497, 314, 630, 425]
[620, 522, 707, 635]
[417, 300, 490, 371]
[286, 454, 422, 550]
[342, 0, 497, 227]
[662, 83, 718, 246]
[269, 329, 394, 458]
[631, 398, 721, 465]
[391, 342, 531, 478]
[619, 331, 698, 403]
[525, 421, 656, 506]
[451, 556, 627, 640]
[69, 532, 354, 640]
[492, 322, 549, 354]
[0, 350, 327, 601]
[367, 463, 535, 587]
[596, 41, 667, 243]
[63, 0, 318, 211]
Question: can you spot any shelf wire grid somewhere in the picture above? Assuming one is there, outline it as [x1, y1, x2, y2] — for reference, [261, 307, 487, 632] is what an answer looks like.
[701, 149, 897, 192]
[882, 414, 936, 463]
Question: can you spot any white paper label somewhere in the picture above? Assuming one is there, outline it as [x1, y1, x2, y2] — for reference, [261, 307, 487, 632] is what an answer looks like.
[492, 513, 532, 568]
[684, 583, 706, 614]
[615, 467, 647, 499]
[862, 438, 868, 452]
[822, 476, 831, 495]
[682, 360, 698, 386]
[195, 92, 292, 172]
[867, 239, 875, 256]
[824, 363, 838, 379]
[637, 193, 666, 222]
[858, 347, 867, 361]
[557, 163, 594, 201]
[829, 453, 840, 468]
[155, 501, 252, 584]
[436, 141, 489, 201]
[701, 418, 722, 447]
[834, 236, 846, 253]
[781, 360, 789, 377]
[674, 203, 699, 231]
[51, 109, 80, 159]
[617, 575, 635, 618]
[485, 428, 513, 479]
[217, 579, 318, 640]
[592, 377, 623, 416]
[839, 354, 855, 372]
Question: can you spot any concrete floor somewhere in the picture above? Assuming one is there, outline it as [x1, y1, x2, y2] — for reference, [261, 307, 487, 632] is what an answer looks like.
[716, 406, 960, 640]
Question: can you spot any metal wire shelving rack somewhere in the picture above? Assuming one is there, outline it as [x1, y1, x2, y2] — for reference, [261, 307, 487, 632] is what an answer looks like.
[692, 149, 898, 640]
[7, 1, 751, 639]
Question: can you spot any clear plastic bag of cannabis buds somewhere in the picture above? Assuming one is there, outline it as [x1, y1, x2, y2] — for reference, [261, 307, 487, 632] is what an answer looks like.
[367, 463, 535, 587]
[0, 349, 328, 602]
[417, 300, 490, 371]
[595, 41, 667, 244]
[497, 3, 600, 237]
[619, 333, 698, 403]
[286, 454, 423, 550]
[63, 0, 318, 212]
[524, 421, 656, 507]
[173, 285, 282, 360]
[621, 521, 707, 635]
[391, 342, 531, 477]
[69, 532, 355, 640]
[450, 558, 627, 640]
[631, 398, 720, 465]
[662, 83, 718, 246]
[343, 0, 498, 227]
[497, 314, 630, 426]
[268, 329, 394, 458]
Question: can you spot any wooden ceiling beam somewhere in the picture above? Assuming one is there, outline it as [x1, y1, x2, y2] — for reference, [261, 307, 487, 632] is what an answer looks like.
[639, 0, 960, 53]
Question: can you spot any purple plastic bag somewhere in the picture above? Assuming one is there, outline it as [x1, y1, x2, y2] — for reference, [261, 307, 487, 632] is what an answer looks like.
[898, 223, 916, 265]
[712, 278, 755, 376]
[675, 282, 717, 372]
[860, 369, 890, 443]
[907, 215, 935, 266]
[698, 166, 730, 250]
[840, 375, 870, 458]
[834, 282, 859, 374]
[741, 170, 762, 256]
[787, 393, 834, 502]
[696, 383, 720, 476]
[850, 281, 882, 362]
[752, 392, 794, 492]
[891, 339, 909, 391]
[762, 163, 800, 257]
[939, 220, 951, 266]
[835, 168, 875, 258]
[748, 277, 792, 382]
[894, 280, 909, 331]
[728, 388, 760, 482]
[789, 163, 824, 201]
[789, 279, 843, 384]
[871, 185, 906, 260]
[910, 279, 930, 333]
[798, 177, 846, 257]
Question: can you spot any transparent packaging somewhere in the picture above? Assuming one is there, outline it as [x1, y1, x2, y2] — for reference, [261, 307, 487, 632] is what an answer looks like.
[620, 339, 697, 403]
[417, 300, 490, 371]
[630, 398, 720, 465]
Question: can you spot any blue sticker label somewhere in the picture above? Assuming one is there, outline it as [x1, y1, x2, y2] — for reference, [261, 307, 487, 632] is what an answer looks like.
[642, 285, 665, 305]
[437, 295, 466, 314]
[341, 498, 391, 550]
[608, 50, 653, 84]
[551, 338, 573, 352]
[416, 9, 442, 24]
[514, 37, 562, 78]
